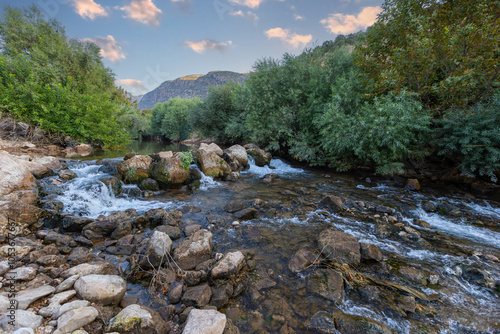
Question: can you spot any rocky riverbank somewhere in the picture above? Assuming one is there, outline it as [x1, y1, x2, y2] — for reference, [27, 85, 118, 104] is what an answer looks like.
[0, 138, 499, 334]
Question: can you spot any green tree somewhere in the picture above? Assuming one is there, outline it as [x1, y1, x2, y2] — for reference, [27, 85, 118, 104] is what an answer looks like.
[150, 97, 200, 141]
[356, 0, 500, 111]
[0, 5, 133, 146]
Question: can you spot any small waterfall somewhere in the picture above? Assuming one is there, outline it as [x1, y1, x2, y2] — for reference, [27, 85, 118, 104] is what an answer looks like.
[244, 156, 305, 177]
[192, 165, 221, 191]
[56, 163, 176, 218]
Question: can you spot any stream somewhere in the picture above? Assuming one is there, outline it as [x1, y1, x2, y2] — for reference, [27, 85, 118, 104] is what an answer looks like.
[50, 153, 500, 333]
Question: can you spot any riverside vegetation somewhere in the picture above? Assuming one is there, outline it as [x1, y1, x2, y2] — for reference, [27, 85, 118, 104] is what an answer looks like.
[1, 0, 500, 182]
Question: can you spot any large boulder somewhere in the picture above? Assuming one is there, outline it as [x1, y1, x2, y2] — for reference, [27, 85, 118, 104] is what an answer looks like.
[197, 143, 231, 178]
[318, 230, 361, 267]
[173, 230, 212, 270]
[226, 145, 248, 168]
[183, 309, 226, 334]
[74, 274, 126, 305]
[117, 155, 152, 183]
[244, 143, 272, 166]
[149, 151, 190, 187]
[108, 304, 170, 334]
[15, 155, 62, 178]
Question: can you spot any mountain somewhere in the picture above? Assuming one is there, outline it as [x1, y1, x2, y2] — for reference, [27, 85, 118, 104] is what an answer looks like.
[137, 71, 249, 110]
[126, 92, 144, 105]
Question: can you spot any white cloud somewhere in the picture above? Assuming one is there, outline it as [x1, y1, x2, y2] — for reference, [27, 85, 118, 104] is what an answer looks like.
[265, 27, 312, 48]
[228, 0, 265, 8]
[70, 0, 108, 20]
[229, 10, 259, 24]
[120, 0, 162, 26]
[294, 14, 304, 20]
[183, 40, 233, 54]
[116, 79, 148, 94]
[83, 35, 125, 63]
[321, 6, 381, 34]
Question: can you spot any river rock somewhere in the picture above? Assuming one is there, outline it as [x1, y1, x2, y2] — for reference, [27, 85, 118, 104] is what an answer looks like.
[38, 290, 76, 318]
[210, 283, 234, 309]
[55, 275, 80, 293]
[108, 304, 170, 334]
[53, 306, 98, 334]
[168, 284, 184, 304]
[5, 266, 37, 281]
[320, 195, 344, 212]
[289, 248, 317, 273]
[212, 251, 245, 278]
[318, 230, 361, 267]
[233, 208, 258, 221]
[306, 269, 344, 304]
[44, 231, 75, 247]
[16, 155, 62, 179]
[244, 143, 272, 166]
[53, 300, 90, 319]
[183, 309, 226, 334]
[17, 285, 56, 310]
[437, 201, 461, 217]
[149, 151, 190, 187]
[100, 176, 122, 195]
[117, 155, 151, 183]
[74, 144, 92, 156]
[332, 311, 393, 334]
[0, 310, 43, 331]
[61, 261, 119, 278]
[74, 274, 126, 305]
[60, 215, 94, 233]
[360, 243, 383, 262]
[173, 229, 212, 270]
[36, 254, 67, 267]
[59, 169, 77, 180]
[155, 225, 182, 240]
[181, 284, 212, 307]
[0, 151, 37, 196]
[405, 179, 420, 190]
[67, 247, 95, 265]
[305, 311, 337, 333]
[197, 143, 231, 178]
[398, 266, 428, 286]
[184, 224, 202, 237]
[141, 230, 173, 268]
[226, 145, 248, 168]
[138, 178, 159, 191]
[225, 200, 247, 213]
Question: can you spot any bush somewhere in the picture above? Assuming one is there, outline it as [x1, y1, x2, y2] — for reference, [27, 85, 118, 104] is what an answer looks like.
[189, 82, 241, 142]
[436, 92, 500, 181]
[319, 92, 431, 174]
[150, 97, 200, 141]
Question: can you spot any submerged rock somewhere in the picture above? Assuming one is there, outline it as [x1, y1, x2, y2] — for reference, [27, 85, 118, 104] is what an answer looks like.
[318, 230, 361, 267]
[306, 269, 344, 304]
[289, 248, 317, 273]
[331, 311, 393, 334]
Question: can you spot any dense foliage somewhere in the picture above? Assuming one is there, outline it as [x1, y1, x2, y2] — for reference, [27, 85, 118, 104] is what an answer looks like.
[0, 6, 144, 146]
[150, 97, 201, 141]
[356, 0, 500, 111]
[435, 92, 500, 182]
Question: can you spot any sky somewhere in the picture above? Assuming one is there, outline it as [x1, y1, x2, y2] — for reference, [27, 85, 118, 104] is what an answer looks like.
[0, 0, 383, 95]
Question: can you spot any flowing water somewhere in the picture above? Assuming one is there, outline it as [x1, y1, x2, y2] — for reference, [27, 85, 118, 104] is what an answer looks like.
[54, 155, 500, 333]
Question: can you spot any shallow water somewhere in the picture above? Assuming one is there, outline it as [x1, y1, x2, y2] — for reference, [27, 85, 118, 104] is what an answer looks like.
[55, 155, 500, 333]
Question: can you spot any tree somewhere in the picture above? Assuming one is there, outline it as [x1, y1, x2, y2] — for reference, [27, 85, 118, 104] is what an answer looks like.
[356, 0, 500, 111]
[150, 98, 200, 141]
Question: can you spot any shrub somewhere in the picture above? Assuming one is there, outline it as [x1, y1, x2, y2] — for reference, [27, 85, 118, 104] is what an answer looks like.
[150, 97, 200, 141]
[436, 92, 500, 182]
[319, 92, 431, 174]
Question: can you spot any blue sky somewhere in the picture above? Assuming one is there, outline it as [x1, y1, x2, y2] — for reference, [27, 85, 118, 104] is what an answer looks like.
[0, 0, 383, 95]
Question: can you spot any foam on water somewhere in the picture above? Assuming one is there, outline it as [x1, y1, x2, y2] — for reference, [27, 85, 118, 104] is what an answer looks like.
[244, 156, 304, 178]
[56, 163, 177, 218]
[413, 208, 500, 248]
